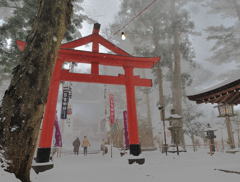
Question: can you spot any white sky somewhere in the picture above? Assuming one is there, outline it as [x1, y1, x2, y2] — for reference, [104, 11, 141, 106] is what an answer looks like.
[80, 1, 237, 80]
[1, 0, 236, 143]
[76, 0, 239, 122]
[188, 2, 237, 76]
[81, 0, 121, 36]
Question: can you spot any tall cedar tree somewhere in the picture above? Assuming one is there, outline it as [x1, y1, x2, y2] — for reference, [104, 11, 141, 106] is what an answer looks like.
[111, 0, 195, 147]
[0, 0, 73, 181]
[206, 0, 240, 64]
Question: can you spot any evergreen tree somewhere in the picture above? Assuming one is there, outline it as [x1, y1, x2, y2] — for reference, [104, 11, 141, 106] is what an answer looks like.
[110, 0, 196, 147]
[0, 0, 85, 85]
[205, 0, 240, 64]
[183, 100, 204, 151]
[0, 0, 73, 181]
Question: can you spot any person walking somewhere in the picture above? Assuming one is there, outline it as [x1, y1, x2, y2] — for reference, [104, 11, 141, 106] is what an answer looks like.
[73, 137, 81, 155]
[82, 136, 91, 156]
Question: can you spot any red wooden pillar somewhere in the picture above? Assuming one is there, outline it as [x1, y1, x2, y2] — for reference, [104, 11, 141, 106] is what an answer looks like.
[36, 58, 63, 163]
[124, 66, 141, 156]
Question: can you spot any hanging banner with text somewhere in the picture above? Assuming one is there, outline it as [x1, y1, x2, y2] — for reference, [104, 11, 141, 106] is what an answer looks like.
[61, 86, 70, 119]
[109, 94, 115, 125]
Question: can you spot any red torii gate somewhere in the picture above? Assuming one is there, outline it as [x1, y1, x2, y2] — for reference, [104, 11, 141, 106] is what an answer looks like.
[17, 23, 160, 165]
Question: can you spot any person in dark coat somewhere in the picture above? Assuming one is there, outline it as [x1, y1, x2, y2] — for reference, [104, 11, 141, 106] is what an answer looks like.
[73, 137, 81, 155]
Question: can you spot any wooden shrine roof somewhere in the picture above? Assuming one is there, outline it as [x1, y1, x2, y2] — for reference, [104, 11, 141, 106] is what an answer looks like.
[187, 78, 240, 105]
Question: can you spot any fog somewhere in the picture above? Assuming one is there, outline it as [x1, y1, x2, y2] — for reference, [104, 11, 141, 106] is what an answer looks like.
[56, 0, 240, 148]
[1, 0, 239, 149]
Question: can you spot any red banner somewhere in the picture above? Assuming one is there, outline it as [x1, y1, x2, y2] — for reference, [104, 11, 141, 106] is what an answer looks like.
[123, 111, 129, 148]
[54, 115, 62, 147]
[109, 94, 115, 124]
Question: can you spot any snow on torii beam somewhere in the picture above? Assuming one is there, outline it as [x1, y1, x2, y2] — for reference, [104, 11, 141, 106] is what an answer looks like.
[16, 40, 158, 69]
[59, 49, 157, 68]
[16, 23, 160, 164]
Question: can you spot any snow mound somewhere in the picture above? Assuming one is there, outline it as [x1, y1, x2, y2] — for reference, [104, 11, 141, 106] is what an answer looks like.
[0, 167, 20, 182]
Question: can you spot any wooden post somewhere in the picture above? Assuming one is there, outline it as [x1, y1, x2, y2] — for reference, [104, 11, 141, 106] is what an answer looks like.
[225, 116, 235, 149]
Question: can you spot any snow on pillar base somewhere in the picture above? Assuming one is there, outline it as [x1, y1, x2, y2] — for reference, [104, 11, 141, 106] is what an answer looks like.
[128, 144, 145, 165]
[35, 148, 51, 163]
[129, 144, 141, 156]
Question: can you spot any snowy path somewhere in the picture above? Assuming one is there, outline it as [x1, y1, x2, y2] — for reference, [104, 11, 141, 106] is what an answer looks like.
[31, 149, 240, 182]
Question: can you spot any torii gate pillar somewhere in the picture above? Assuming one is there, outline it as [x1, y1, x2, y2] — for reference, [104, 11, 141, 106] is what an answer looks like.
[124, 66, 140, 155]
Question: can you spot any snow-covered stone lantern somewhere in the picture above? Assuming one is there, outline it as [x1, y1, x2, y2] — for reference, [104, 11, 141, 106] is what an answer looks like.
[166, 109, 182, 155]
[204, 123, 216, 155]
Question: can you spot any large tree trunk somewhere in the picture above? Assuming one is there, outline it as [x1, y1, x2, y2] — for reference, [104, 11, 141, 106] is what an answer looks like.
[157, 67, 164, 121]
[145, 90, 154, 147]
[170, 0, 185, 148]
[142, 70, 154, 148]
[152, 22, 166, 151]
[156, 66, 168, 153]
[191, 134, 196, 152]
[232, 0, 240, 21]
[0, 0, 73, 181]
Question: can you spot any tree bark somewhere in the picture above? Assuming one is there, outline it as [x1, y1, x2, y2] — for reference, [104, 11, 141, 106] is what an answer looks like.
[170, 0, 185, 148]
[191, 134, 196, 152]
[152, 23, 165, 122]
[232, 0, 240, 21]
[142, 70, 154, 147]
[157, 67, 164, 120]
[0, 0, 73, 181]
[145, 91, 154, 147]
[152, 22, 166, 151]
[237, 121, 240, 148]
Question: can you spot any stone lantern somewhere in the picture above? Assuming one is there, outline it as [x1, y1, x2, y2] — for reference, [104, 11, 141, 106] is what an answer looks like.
[166, 109, 182, 155]
[204, 123, 216, 155]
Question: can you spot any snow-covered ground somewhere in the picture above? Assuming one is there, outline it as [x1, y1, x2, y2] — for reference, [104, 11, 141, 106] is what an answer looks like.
[1, 148, 240, 182]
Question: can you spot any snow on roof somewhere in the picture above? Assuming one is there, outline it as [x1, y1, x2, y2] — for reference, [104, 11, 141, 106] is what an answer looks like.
[204, 126, 217, 132]
[166, 114, 182, 120]
[188, 74, 240, 97]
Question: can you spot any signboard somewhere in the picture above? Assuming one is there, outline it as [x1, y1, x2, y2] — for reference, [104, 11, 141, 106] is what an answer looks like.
[60, 86, 69, 119]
